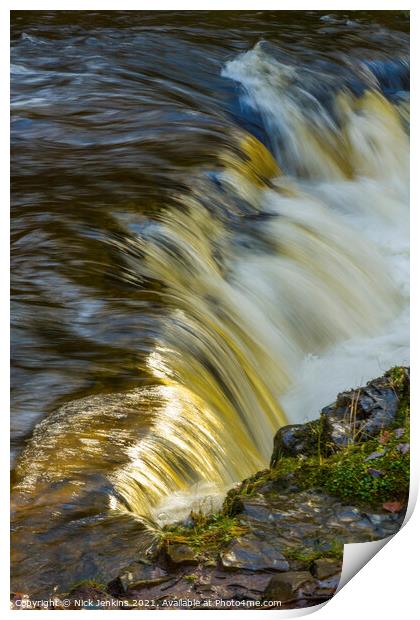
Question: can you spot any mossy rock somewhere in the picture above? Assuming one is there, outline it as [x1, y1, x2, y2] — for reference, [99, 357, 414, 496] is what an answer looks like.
[227, 367, 410, 512]
[272, 366, 409, 466]
[159, 512, 249, 560]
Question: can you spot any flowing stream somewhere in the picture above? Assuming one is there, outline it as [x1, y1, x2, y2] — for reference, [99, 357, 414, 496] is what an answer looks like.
[11, 11, 409, 596]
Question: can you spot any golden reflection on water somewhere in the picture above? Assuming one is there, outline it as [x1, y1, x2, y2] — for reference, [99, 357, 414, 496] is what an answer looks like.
[13, 85, 409, 522]
[11, 31, 409, 594]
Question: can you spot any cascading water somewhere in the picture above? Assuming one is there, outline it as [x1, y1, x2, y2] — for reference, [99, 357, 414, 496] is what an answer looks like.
[11, 12, 409, 596]
[110, 46, 409, 518]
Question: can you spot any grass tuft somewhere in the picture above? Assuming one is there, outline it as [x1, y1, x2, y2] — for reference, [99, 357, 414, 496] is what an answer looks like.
[160, 511, 249, 556]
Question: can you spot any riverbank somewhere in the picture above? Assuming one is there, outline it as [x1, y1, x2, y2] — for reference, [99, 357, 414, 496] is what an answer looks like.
[16, 366, 408, 610]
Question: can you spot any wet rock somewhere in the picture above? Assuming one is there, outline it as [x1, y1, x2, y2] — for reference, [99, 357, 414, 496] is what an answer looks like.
[362, 408, 397, 437]
[166, 544, 199, 566]
[321, 374, 400, 443]
[313, 574, 340, 600]
[311, 558, 342, 580]
[262, 571, 315, 603]
[323, 417, 354, 450]
[271, 421, 322, 465]
[220, 535, 289, 572]
[109, 563, 169, 594]
[239, 499, 273, 522]
[272, 371, 403, 460]
[347, 518, 377, 534]
[235, 489, 403, 554]
[335, 506, 361, 522]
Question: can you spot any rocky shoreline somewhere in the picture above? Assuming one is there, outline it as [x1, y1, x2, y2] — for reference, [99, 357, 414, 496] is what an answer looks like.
[12, 367, 409, 610]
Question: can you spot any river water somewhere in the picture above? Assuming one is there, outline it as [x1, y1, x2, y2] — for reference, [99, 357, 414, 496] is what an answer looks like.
[11, 11, 409, 596]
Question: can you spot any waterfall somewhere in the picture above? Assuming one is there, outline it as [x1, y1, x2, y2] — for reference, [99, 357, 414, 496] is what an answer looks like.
[11, 29, 410, 596]
[107, 45, 409, 518]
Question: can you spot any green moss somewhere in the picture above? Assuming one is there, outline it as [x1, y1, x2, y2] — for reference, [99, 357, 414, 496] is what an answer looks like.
[284, 539, 344, 563]
[387, 366, 410, 428]
[161, 512, 249, 556]
[387, 366, 409, 394]
[233, 428, 409, 509]
[68, 578, 107, 593]
[319, 438, 409, 505]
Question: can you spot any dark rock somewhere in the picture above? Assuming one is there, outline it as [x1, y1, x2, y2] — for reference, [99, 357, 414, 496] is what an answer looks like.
[219, 535, 289, 572]
[234, 489, 403, 555]
[321, 374, 400, 444]
[108, 563, 169, 594]
[271, 420, 324, 465]
[262, 571, 315, 603]
[311, 558, 342, 580]
[272, 372, 403, 461]
[239, 499, 273, 522]
[166, 544, 199, 566]
[323, 417, 354, 450]
[361, 407, 397, 437]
